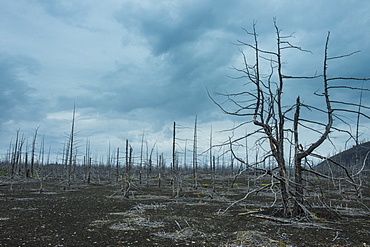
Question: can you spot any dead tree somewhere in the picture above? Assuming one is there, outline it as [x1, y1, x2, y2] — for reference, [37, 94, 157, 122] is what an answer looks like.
[210, 127, 215, 192]
[139, 131, 144, 184]
[30, 126, 39, 177]
[115, 147, 119, 182]
[67, 105, 76, 187]
[147, 141, 156, 186]
[85, 138, 91, 184]
[38, 136, 45, 192]
[24, 139, 29, 178]
[16, 132, 25, 176]
[212, 20, 370, 217]
[192, 116, 198, 189]
[106, 142, 112, 181]
[123, 139, 132, 198]
[171, 122, 179, 197]
[10, 129, 20, 178]
[158, 152, 164, 188]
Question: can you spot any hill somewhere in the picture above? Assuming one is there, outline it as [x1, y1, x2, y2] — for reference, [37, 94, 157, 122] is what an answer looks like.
[315, 141, 370, 175]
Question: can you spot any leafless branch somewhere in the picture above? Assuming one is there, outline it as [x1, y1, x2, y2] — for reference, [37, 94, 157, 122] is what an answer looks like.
[327, 50, 361, 60]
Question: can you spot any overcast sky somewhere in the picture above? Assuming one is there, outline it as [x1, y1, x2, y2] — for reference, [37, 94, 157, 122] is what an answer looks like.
[1, 0, 369, 164]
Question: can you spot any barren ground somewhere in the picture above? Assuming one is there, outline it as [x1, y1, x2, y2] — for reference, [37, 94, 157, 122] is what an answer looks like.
[1, 176, 370, 246]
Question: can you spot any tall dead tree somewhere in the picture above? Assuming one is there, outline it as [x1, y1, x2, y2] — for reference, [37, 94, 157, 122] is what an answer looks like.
[212, 20, 370, 217]
[67, 104, 76, 187]
[30, 126, 39, 178]
[10, 129, 20, 178]
[38, 136, 45, 192]
[183, 140, 188, 171]
[147, 141, 156, 186]
[192, 116, 198, 189]
[123, 139, 132, 198]
[62, 137, 69, 178]
[210, 127, 215, 191]
[24, 138, 29, 178]
[16, 132, 25, 176]
[171, 122, 179, 197]
[139, 131, 144, 184]
[106, 142, 112, 181]
[116, 147, 120, 182]
[8, 130, 29, 178]
[85, 138, 91, 184]
[158, 152, 164, 187]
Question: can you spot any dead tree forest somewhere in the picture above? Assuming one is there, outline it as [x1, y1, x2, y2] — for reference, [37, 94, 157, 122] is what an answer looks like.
[1, 21, 370, 222]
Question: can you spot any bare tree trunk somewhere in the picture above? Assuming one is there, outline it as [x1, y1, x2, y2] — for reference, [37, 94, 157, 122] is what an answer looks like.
[210, 127, 215, 192]
[16, 133, 25, 176]
[184, 140, 188, 171]
[87, 157, 92, 184]
[10, 129, 20, 179]
[31, 126, 39, 178]
[138, 131, 144, 184]
[245, 129, 250, 189]
[62, 137, 69, 179]
[46, 144, 51, 166]
[116, 147, 119, 182]
[67, 105, 76, 188]
[193, 116, 198, 189]
[25, 140, 29, 178]
[230, 150, 234, 178]
[107, 142, 111, 182]
[147, 142, 156, 187]
[212, 155, 216, 193]
[354, 83, 364, 197]
[123, 140, 132, 198]
[39, 136, 45, 193]
[293, 97, 303, 215]
[172, 122, 177, 197]
[86, 138, 91, 184]
[158, 153, 163, 188]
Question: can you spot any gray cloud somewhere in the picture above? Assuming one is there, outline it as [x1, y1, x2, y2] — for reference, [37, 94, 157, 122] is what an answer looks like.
[112, 1, 242, 120]
[0, 53, 44, 122]
[33, 0, 90, 26]
[0, 0, 369, 159]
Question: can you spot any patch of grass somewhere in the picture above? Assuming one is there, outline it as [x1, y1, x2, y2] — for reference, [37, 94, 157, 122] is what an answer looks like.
[1, 168, 8, 176]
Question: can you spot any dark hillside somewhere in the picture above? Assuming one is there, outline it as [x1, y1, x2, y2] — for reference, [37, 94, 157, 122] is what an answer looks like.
[315, 141, 370, 175]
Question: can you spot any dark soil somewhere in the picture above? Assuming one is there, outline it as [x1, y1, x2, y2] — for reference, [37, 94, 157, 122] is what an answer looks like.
[1, 178, 370, 246]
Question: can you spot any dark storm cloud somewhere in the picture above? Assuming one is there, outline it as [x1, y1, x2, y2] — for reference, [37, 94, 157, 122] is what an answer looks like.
[0, 53, 43, 122]
[112, 1, 241, 120]
[0, 0, 369, 158]
[115, 1, 229, 55]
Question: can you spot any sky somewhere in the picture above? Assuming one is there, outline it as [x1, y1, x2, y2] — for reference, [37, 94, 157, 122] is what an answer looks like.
[1, 0, 370, 165]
